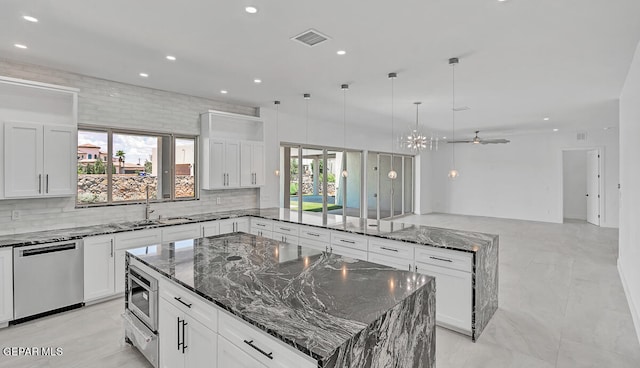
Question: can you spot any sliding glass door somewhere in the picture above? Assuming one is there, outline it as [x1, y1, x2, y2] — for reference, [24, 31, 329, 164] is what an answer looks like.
[366, 152, 414, 220]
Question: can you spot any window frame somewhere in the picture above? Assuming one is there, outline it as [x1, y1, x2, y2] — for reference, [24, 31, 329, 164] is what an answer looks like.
[76, 125, 199, 207]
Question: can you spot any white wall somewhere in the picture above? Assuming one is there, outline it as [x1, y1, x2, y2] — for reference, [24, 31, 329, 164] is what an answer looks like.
[429, 128, 619, 227]
[619, 41, 640, 345]
[0, 58, 259, 235]
[562, 150, 587, 220]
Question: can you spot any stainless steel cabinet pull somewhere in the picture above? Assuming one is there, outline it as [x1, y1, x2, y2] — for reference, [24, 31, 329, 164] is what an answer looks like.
[176, 317, 182, 350]
[174, 296, 193, 308]
[38, 174, 42, 194]
[380, 246, 398, 252]
[279, 227, 290, 231]
[45, 174, 49, 193]
[257, 223, 266, 227]
[243, 340, 273, 360]
[340, 239, 356, 244]
[181, 320, 188, 353]
[429, 256, 453, 263]
[308, 233, 320, 237]
[110, 239, 114, 257]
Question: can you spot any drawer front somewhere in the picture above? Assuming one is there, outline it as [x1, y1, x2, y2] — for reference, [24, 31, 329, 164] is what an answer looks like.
[218, 311, 316, 368]
[331, 232, 368, 251]
[298, 227, 331, 242]
[251, 219, 274, 232]
[251, 228, 274, 240]
[367, 252, 413, 272]
[115, 229, 162, 250]
[161, 223, 201, 242]
[273, 234, 299, 245]
[330, 244, 367, 260]
[272, 223, 299, 237]
[160, 279, 218, 333]
[414, 246, 472, 273]
[202, 221, 220, 237]
[368, 238, 414, 260]
[298, 238, 328, 252]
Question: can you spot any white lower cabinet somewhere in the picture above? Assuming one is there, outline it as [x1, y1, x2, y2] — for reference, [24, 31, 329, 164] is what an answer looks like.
[159, 295, 217, 368]
[330, 232, 368, 260]
[217, 336, 265, 368]
[415, 261, 472, 334]
[201, 221, 220, 237]
[0, 247, 13, 324]
[367, 252, 413, 272]
[83, 235, 115, 302]
[219, 218, 249, 234]
[251, 228, 274, 239]
[115, 229, 162, 293]
[162, 223, 201, 243]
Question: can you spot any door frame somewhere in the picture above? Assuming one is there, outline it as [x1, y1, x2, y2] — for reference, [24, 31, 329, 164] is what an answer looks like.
[559, 147, 604, 226]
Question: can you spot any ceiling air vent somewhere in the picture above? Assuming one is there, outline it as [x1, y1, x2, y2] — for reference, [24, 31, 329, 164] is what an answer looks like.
[291, 29, 331, 47]
[577, 132, 587, 141]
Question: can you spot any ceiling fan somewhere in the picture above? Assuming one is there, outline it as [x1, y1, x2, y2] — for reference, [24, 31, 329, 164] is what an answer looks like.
[447, 131, 510, 145]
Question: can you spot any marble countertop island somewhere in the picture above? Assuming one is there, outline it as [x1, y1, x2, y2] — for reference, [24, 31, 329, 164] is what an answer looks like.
[127, 233, 436, 368]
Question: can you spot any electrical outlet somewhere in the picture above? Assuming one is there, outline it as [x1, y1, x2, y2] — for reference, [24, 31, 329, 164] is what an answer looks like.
[216, 197, 221, 205]
[11, 210, 21, 221]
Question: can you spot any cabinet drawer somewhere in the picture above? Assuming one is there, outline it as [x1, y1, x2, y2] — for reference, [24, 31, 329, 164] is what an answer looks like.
[251, 219, 274, 232]
[161, 223, 201, 242]
[115, 229, 162, 250]
[298, 238, 328, 252]
[331, 232, 368, 251]
[218, 311, 316, 368]
[331, 244, 367, 260]
[367, 252, 413, 272]
[251, 228, 274, 240]
[299, 227, 331, 242]
[368, 238, 414, 260]
[272, 223, 299, 237]
[414, 246, 472, 273]
[273, 234, 299, 245]
[160, 279, 218, 333]
[201, 221, 220, 237]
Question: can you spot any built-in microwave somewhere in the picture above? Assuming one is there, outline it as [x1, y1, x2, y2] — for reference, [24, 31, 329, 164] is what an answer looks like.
[127, 265, 158, 332]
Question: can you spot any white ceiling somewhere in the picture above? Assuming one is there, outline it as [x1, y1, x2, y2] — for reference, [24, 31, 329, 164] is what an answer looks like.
[1, 0, 640, 137]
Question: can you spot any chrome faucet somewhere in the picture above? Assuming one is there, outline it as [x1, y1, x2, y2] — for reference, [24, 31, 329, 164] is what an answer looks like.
[145, 185, 155, 220]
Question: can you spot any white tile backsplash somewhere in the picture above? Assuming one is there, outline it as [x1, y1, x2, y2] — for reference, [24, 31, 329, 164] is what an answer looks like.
[0, 58, 260, 235]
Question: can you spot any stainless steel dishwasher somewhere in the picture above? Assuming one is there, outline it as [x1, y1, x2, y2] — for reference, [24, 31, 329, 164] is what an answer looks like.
[13, 240, 84, 320]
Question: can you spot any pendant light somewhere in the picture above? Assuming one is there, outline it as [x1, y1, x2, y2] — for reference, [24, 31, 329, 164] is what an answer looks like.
[448, 58, 459, 179]
[341, 84, 349, 178]
[403, 102, 428, 152]
[388, 72, 398, 180]
[273, 100, 281, 176]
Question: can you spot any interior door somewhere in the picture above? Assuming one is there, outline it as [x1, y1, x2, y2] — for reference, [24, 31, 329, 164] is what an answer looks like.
[586, 150, 600, 226]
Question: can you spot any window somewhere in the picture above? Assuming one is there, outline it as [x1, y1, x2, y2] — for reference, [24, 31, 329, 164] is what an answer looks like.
[77, 127, 197, 205]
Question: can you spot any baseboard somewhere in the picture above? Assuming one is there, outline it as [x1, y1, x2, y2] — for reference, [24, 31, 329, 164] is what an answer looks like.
[618, 259, 640, 346]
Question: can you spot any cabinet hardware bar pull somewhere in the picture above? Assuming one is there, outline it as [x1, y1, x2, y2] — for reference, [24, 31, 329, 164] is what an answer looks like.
[279, 228, 290, 231]
[181, 320, 188, 353]
[38, 174, 42, 194]
[243, 340, 274, 360]
[257, 224, 266, 227]
[380, 246, 398, 252]
[340, 239, 356, 244]
[177, 317, 182, 350]
[110, 239, 114, 257]
[174, 297, 193, 308]
[308, 233, 320, 237]
[429, 256, 453, 263]
[46, 174, 49, 193]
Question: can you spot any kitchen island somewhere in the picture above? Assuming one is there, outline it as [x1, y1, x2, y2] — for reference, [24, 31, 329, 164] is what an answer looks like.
[126, 233, 436, 368]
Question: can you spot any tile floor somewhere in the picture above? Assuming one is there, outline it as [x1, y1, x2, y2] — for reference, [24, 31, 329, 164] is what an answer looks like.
[0, 213, 638, 367]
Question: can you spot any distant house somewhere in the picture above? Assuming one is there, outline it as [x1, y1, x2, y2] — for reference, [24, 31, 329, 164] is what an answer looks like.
[77, 143, 109, 162]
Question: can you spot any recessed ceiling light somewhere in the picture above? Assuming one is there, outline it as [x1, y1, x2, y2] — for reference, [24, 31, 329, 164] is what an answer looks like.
[543, 117, 550, 121]
[23, 15, 38, 23]
[220, 90, 228, 94]
[553, 128, 559, 132]
[245, 6, 258, 14]
[337, 50, 346, 55]
[166, 55, 176, 61]
[254, 79, 262, 84]
[139, 73, 149, 78]
[14, 44, 27, 49]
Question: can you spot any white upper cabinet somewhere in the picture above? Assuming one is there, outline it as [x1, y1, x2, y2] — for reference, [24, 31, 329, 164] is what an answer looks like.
[0, 76, 78, 200]
[200, 110, 264, 191]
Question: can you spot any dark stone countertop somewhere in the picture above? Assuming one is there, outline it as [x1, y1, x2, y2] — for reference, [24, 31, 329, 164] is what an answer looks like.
[127, 233, 436, 367]
[0, 207, 497, 253]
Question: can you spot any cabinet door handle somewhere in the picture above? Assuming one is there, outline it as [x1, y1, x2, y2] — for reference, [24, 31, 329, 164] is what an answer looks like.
[176, 317, 182, 351]
[308, 233, 320, 237]
[340, 239, 356, 244]
[110, 239, 114, 257]
[45, 174, 49, 193]
[380, 246, 398, 252]
[256, 223, 266, 227]
[243, 340, 273, 360]
[38, 174, 42, 194]
[181, 320, 188, 353]
[174, 296, 193, 308]
[429, 256, 453, 263]
[279, 227, 290, 232]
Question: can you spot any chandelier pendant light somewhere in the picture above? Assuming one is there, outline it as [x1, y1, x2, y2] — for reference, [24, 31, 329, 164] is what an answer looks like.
[404, 102, 429, 152]
[448, 57, 460, 179]
[273, 100, 281, 176]
[388, 72, 398, 180]
[341, 84, 349, 178]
